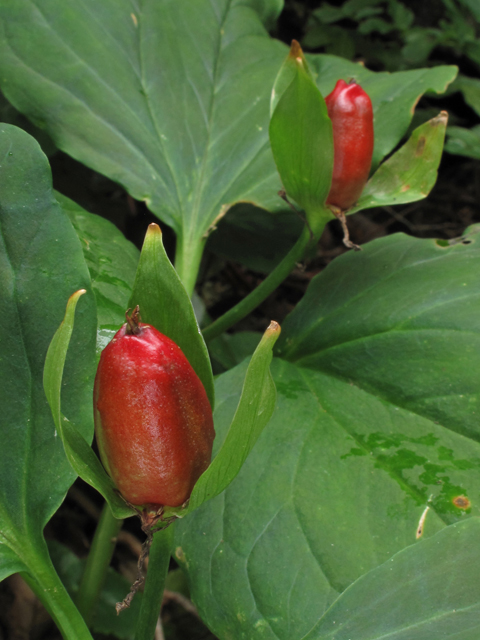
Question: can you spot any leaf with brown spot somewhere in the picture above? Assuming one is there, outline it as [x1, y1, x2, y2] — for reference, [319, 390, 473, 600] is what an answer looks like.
[350, 111, 448, 214]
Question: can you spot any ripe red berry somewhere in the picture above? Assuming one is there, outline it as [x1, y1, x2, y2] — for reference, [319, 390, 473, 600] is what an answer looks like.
[325, 79, 374, 211]
[94, 307, 215, 509]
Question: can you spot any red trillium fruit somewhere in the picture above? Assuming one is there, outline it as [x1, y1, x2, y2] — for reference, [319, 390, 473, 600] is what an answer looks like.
[94, 307, 215, 509]
[325, 79, 374, 211]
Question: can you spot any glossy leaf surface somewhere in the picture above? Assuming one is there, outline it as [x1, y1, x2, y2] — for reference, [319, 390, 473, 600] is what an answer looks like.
[304, 518, 480, 640]
[0, 2, 456, 287]
[57, 192, 140, 356]
[0, 124, 96, 636]
[176, 228, 480, 639]
[0, 0, 286, 251]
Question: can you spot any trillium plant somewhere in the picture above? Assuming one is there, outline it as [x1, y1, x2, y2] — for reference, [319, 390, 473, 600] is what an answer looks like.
[1, 2, 478, 640]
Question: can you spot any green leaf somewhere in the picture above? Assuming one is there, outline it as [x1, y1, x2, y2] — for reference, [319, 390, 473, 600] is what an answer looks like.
[44, 289, 87, 428]
[129, 223, 215, 408]
[44, 292, 133, 520]
[304, 518, 480, 639]
[0, 123, 96, 638]
[175, 229, 480, 638]
[351, 111, 447, 213]
[450, 75, 480, 117]
[269, 55, 334, 229]
[0, 0, 287, 289]
[56, 192, 140, 356]
[166, 321, 281, 519]
[445, 124, 480, 159]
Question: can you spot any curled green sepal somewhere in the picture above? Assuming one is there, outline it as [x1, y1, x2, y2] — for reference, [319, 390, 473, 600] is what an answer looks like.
[43, 290, 134, 519]
[164, 321, 282, 520]
[350, 111, 448, 214]
[269, 41, 334, 235]
[129, 223, 215, 409]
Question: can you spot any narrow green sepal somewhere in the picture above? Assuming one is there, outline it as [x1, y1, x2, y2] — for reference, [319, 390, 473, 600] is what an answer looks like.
[270, 40, 315, 117]
[351, 111, 448, 214]
[129, 223, 215, 409]
[269, 41, 334, 230]
[164, 320, 281, 519]
[43, 290, 134, 519]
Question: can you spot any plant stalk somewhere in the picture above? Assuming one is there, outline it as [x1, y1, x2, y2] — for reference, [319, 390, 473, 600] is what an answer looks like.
[134, 524, 175, 640]
[202, 219, 326, 342]
[22, 550, 94, 640]
[76, 503, 123, 627]
[174, 232, 206, 298]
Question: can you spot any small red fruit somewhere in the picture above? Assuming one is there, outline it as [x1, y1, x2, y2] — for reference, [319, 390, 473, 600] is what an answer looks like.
[94, 307, 215, 509]
[325, 79, 374, 211]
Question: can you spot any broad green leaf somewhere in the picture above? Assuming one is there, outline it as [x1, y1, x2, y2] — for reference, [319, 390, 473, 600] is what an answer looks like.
[44, 293, 133, 519]
[269, 58, 334, 229]
[452, 75, 480, 117]
[304, 518, 480, 640]
[0, 2, 456, 294]
[309, 56, 457, 170]
[445, 124, 480, 159]
[277, 228, 480, 439]
[350, 111, 447, 213]
[0, 89, 56, 156]
[0, 546, 27, 582]
[0, 123, 96, 637]
[129, 223, 215, 408]
[0, 0, 288, 288]
[56, 192, 140, 356]
[166, 321, 280, 519]
[176, 229, 480, 639]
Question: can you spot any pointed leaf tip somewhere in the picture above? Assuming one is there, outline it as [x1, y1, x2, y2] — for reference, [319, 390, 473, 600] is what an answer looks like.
[433, 111, 449, 126]
[266, 320, 281, 336]
[289, 40, 304, 61]
[147, 223, 162, 235]
[70, 289, 86, 302]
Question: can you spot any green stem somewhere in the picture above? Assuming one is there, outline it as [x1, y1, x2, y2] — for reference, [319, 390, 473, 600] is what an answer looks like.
[202, 220, 324, 342]
[174, 232, 206, 298]
[76, 503, 123, 627]
[134, 524, 175, 640]
[22, 550, 93, 640]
